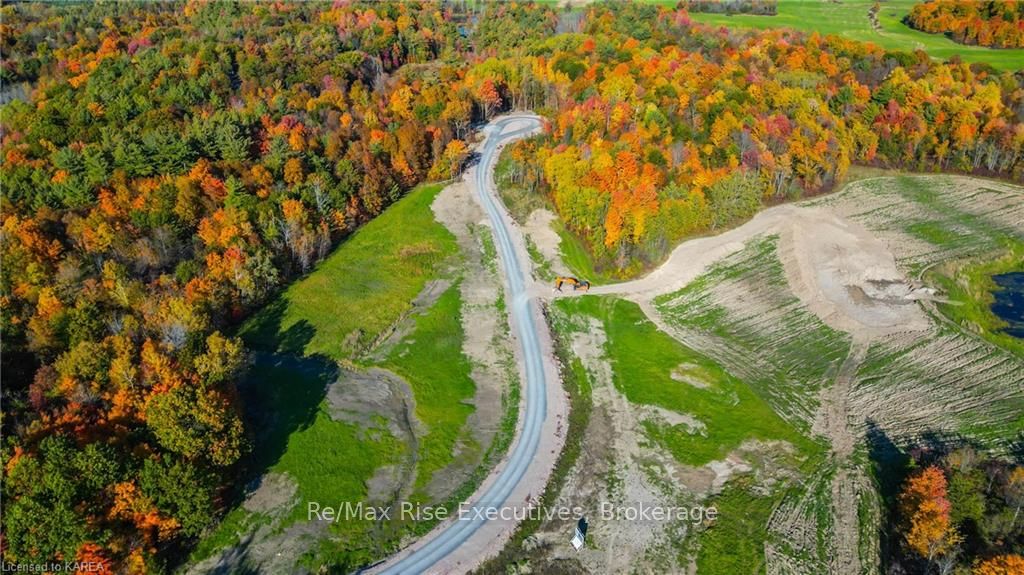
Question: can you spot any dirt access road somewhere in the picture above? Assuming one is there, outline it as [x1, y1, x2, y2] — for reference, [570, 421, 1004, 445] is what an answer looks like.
[542, 184, 950, 575]
[371, 114, 567, 575]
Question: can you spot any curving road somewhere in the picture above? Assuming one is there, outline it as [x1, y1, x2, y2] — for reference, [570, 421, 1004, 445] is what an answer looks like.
[373, 114, 562, 575]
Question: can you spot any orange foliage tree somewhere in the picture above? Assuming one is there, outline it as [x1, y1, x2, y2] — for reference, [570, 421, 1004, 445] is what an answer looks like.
[900, 465, 963, 565]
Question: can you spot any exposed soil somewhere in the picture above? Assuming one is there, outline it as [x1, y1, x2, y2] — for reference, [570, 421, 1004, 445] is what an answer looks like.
[326, 367, 421, 505]
[532, 317, 694, 574]
[511, 314, 805, 574]
[522, 208, 568, 275]
[545, 175, 1024, 574]
[424, 178, 514, 500]
[242, 472, 299, 516]
[819, 341, 870, 575]
[327, 367, 421, 445]
[669, 363, 712, 389]
[584, 204, 933, 340]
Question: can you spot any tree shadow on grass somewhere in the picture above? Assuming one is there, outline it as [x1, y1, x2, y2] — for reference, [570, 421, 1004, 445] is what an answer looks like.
[184, 298, 339, 570]
[243, 349, 338, 472]
[204, 533, 261, 575]
[233, 293, 338, 473]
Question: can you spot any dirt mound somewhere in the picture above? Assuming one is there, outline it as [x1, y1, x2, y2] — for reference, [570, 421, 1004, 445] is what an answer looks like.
[523, 208, 568, 274]
[778, 208, 931, 338]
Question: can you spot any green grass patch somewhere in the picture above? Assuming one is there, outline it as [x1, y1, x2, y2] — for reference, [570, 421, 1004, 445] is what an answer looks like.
[382, 284, 476, 499]
[927, 241, 1024, 358]
[558, 274, 828, 573]
[189, 507, 270, 564]
[856, 328, 1024, 445]
[686, 0, 1024, 71]
[696, 475, 775, 575]
[525, 235, 555, 282]
[240, 183, 458, 361]
[238, 357, 403, 568]
[556, 296, 819, 467]
[552, 218, 618, 286]
[477, 223, 498, 275]
[248, 361, 403, 522]
[906, 220, 970, 248]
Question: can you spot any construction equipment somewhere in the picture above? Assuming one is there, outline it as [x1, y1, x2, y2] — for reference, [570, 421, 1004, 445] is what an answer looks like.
[554, 276, 590, 292]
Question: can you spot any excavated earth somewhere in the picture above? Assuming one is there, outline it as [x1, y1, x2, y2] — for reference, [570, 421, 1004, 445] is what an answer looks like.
[511, 175, 1024, 575]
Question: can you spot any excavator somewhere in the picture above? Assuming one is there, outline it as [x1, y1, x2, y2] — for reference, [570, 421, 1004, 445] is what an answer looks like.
[554, 276, 590, 292]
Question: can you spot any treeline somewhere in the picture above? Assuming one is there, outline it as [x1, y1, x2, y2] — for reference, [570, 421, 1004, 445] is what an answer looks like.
[906, 0, 1024, 49]
[4, 0, 1024, 570]
[891, 448, 1023, 574]
[492, 2, 1024, 274]
[676, 0, 778, 16]
[0, 1, 543, 569]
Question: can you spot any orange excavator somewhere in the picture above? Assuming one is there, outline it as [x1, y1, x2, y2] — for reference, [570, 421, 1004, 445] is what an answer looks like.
[554, 276, 590, 292]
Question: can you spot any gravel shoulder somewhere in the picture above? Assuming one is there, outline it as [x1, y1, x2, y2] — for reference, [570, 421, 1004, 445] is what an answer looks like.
[371, 114, 568, 575]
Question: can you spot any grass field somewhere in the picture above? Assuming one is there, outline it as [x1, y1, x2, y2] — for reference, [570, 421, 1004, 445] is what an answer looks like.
[192, 183, 481, 570]
[806, 175, 1024, 448]
[382, 284, 477, 499]
[697, 476, 777, 574]
[240, 183, 459, 361]
[686, 0, 1024, 71]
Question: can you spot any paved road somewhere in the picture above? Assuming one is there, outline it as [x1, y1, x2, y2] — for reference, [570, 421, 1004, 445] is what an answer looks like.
[374, 115, 554, 574]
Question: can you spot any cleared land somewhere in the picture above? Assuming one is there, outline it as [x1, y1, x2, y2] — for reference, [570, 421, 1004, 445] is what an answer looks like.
[813, 176, 1024, 448]
[686, 0, 1024, 71]
[509, 174, 1023, 574]
[554, 296, 822, 574]
[186, 183, 517, 572]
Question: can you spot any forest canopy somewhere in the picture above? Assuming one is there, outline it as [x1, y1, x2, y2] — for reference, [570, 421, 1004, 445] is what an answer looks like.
[906, 0, 1024, 49]
[507, 2, 1024, 273]
[1, 0, 1023, 571]
[0, 1, 520, 569]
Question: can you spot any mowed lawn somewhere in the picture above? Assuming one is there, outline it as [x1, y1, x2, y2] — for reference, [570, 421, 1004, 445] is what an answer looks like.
[686, 0, 1024, 71]
[240, 183, 459, 361]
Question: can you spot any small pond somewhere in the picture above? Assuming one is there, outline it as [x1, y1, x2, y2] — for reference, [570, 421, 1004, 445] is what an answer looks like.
[991, 272, 1024, 338]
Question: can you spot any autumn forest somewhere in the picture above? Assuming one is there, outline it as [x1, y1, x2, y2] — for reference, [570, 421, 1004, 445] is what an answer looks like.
[1, 1, 1023, 573]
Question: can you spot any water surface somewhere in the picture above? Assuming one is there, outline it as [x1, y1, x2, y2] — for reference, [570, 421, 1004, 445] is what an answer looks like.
[991, 272, 1024, 338]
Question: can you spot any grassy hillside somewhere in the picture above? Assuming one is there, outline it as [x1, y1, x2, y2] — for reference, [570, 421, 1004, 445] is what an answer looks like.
[191, 183, 479, 570]
[240, 183, 459, 361]
[382, 284, 476, 500]
[558, 296, 820, 466]
[686, 0, 1024, 71]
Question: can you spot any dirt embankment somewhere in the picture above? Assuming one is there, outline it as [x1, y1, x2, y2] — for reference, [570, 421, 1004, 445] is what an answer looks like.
[428, 178, 517, 498]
